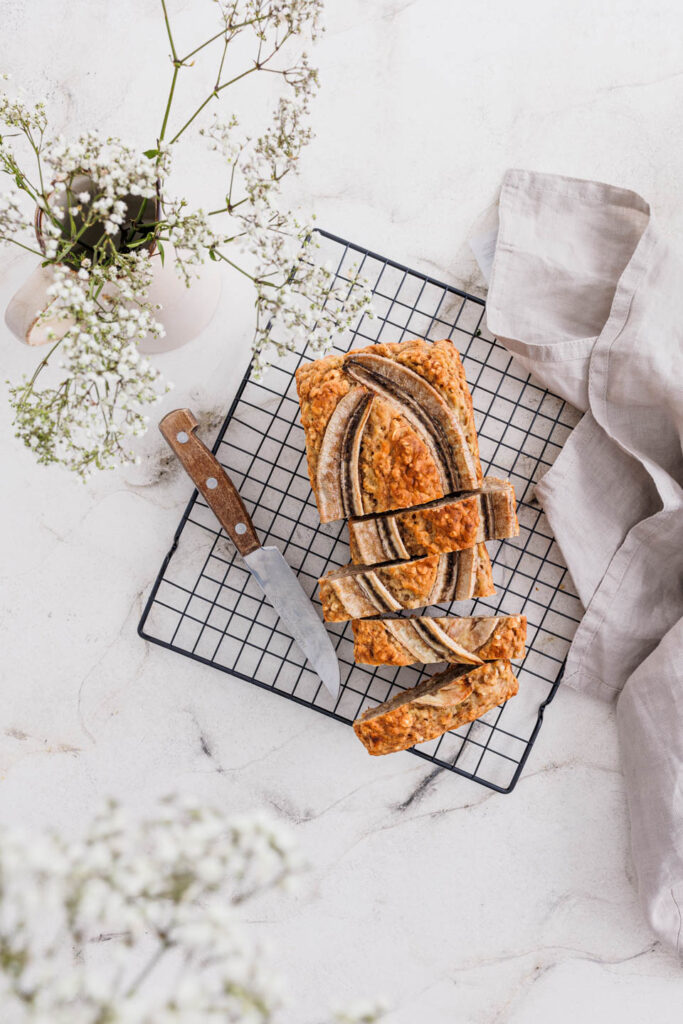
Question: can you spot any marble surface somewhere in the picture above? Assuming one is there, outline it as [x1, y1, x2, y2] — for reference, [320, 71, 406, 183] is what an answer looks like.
[2, 0, 683, 1019]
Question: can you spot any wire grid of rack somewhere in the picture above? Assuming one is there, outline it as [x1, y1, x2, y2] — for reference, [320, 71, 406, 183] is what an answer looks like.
[138, 229, 583, 793]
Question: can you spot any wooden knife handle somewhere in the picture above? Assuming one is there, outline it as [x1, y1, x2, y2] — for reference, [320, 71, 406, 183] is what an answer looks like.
[159, 408, 261, 557]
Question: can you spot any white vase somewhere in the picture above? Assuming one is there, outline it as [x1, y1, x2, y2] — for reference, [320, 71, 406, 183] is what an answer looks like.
[4, 247, 222, 353]
[4, 264, 72, 346]
[137, 248, 222, 354]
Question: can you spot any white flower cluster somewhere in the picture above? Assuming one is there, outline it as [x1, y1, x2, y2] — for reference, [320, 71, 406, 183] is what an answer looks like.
[200, 113, 241, 164]
[199, 62, 316, 192]
[1, 0, 372, 478]
[249, 230, 374, 377]
[0, 187, 31, 237]
[199, 10, 372, 374]
[229, 103, 373, 375]
[160, 200, 221, 284]
[44, 131, 161, 237]
[0, 76, 47, 134]
[0, 797, 301, 1023]
[9, 255, 170, 478]
[215, 0, 323, 40]
[251, 95, 313, 198]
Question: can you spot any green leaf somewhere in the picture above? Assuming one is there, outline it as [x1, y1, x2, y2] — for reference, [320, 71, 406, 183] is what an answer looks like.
[208, 249, 217, 261]
[157, 240, 165, 266]
[143, 148, 158, 159]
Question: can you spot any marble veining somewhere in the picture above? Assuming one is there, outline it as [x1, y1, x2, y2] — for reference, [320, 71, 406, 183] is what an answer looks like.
[2, 0, 683, 1020]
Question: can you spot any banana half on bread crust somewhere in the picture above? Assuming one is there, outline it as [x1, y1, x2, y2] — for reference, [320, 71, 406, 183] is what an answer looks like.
[318, 546, 495, 623]
[353, 660, 519, 756]
[295, 338, 483, 523]
[352, 614, 527, 666]
[348, 477, 518, 564]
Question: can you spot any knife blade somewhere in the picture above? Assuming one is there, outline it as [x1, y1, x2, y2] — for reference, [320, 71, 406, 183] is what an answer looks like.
[159, 408, 340, 699]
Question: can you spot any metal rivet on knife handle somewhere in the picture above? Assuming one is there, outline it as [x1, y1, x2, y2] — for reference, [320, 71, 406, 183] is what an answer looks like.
[158, 408, 261, 558]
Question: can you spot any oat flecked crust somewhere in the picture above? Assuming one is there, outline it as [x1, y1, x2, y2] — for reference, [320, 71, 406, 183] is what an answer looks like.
[353, 660, 519, 756]
[348, 477, 518, 564]
[295, 338, 483, 523]
[352, 614, 527, 666]
[318, 546, 495, 623]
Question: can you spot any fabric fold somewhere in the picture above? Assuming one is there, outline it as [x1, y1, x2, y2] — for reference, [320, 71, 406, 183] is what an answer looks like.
[486, 169, 682, 700]
[617, 618, 683, 956]
[484, 169, 683, 954]
[535, 411, 654, 611]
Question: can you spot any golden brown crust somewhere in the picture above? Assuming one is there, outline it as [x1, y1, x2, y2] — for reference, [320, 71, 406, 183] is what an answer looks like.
[473, 547, 496, 601]
[475, 616, 526, 660]
[295, 339, 482, 523]
[357, 397, 442, 514]
[348, 478, 519, 564]
[353, 660, 519, 756]
[295, 354, 350, 492]
[376, 556, 439, 605]
[397, 497, 480, 554]
[318, 546, 495, 623]
[367, 338, 481, 474]
[351, 615, 527, 666]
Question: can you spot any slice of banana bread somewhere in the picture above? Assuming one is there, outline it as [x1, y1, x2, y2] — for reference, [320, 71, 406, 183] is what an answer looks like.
[348, 477, 518, 564]
[352, 614, 526, 666]
[353, 660, 519, 756]
[318, 546, 495, 623]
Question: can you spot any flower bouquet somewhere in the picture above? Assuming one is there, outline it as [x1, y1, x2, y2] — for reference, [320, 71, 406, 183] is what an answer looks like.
[0, 0, 370, 478]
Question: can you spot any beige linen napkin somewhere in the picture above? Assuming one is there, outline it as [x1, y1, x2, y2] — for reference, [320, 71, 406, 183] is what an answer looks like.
[485, 170, 683, 954]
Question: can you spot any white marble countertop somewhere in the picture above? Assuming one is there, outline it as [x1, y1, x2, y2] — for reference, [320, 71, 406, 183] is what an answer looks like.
[2, 0, 683, 1019]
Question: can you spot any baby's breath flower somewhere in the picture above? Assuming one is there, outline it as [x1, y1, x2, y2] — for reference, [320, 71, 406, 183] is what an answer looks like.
[160, 201, 221, 285]
[0, 84, 47, 133]
[43, 130, 160, 222]
[196, 7, 372, 374]
[0, 796, 383, 1022]
[0, 0, 372, 480]
[0, 188, 31, 236]
[199, 113, 241, 163]
[0, 797, 305, 1022]
[8, 256, 170, 478]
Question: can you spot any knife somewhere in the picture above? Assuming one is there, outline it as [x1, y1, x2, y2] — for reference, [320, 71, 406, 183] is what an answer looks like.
[159, 408, 340, 699]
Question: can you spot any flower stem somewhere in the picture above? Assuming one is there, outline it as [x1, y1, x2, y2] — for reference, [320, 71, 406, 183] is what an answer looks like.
[211, 250, 257, 281]
[180, 27, 226, 63]
[168, 33, 291, 145]
[0, 235, 46, 258]
[159, 63, 179, 142]
[124, 940, 169, 998]
[160, 0, 178, 60]
[212, 250, 277, 287]
[17, 335, 66, 407]
[167, 62, 258, 144]
[215, 36, 230, 90]
[178, 16, 271, 63]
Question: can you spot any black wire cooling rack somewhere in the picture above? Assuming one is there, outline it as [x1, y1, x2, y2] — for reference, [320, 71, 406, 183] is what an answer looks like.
[138, 229, 583, 793]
